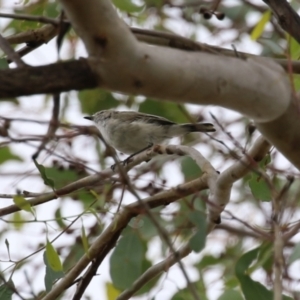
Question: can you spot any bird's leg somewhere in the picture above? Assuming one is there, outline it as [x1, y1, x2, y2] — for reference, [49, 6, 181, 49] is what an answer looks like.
[111, 143, 153, 171]
[123, 143, 154, 164]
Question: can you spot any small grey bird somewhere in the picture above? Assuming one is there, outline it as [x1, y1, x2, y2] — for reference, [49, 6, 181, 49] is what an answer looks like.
[84, 110, 215, 156]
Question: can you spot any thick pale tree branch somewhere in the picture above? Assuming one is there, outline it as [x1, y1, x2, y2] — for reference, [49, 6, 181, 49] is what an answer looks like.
[210, 135, 271, 218]
[57, 0, 300, 170]
[206, 135, 271, 224]
[59, 0, 290, 121]
[131, 27, 300, 74]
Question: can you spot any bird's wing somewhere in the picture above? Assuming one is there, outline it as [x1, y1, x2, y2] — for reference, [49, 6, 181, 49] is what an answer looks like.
[132, 112, 176, 126]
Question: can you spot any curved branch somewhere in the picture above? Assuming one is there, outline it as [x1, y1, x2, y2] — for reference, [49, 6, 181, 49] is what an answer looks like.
[57, 0, 300, 170]
[116, 244, 192, 300]
[60, 0, 291, 122]
[208, 136, 271, 223]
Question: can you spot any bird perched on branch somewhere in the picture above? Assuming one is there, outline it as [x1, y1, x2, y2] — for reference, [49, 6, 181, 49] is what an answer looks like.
[84, 110, 215, 159]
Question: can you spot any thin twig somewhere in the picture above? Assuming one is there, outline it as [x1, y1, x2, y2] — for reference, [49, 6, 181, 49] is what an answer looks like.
[117, 243, 192, 300]
[6, 23, 59, 63]
[0, 12, 59, 25]
[0, 34, 26, 67]
[0, 192, 50, 198]
[32, 94, 60, 159]
[71, 230, 120, 300]
[273, 176, 294, 300]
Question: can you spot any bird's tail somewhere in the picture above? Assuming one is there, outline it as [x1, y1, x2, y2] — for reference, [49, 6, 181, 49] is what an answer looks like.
[182, 123, 216, 133]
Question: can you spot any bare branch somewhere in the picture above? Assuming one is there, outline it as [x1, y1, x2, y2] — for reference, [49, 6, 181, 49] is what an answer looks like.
[32, 94, 60, 159]
[263, 0, 300, 44]
[116, 244, 192, 300]
[0, 12, 59, 25]
[6, 23, 58, 45]
[208, 136, 271, 223]
[0, 34, 26, 67]
[6, 23, 59, 63]
[0, 59, 97, 97]
[0, 144, 209, 217]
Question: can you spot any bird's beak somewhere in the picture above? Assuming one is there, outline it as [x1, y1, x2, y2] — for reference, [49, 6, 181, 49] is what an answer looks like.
[84, 116, 93, 121]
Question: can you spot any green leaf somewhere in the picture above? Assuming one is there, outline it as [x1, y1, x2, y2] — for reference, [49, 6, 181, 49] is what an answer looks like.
[188, 211, 207, 252]
[110, 229, 145, 290]
[112, 0, 143, 13]
[260, 39, 285, 56]
[0, 279, 15, 300]
[256, 242, 273, 273]
[248, 173, 271, 201]
[236, 248, 272, 300]
[81, 223, 90, 258]
[0, 58, 8, 70]
[46, 239, 63, 272]
[235, 248, 292, 300]
[172, 280, 207, 300]
[106, 282, 121, 300]
[181, 156, 203, 181]
[224, 277, 240, 289]
[250, 10, 271, 41]
[6, 1, 55, 31]
[43, 166, 78, 189]
[10, 211, 25, 230]
[78, 89, 119, 114]
[13, 195, 34, 215]
[87, 189, 106, 208]
[43, 2, 60, 18]
[137, 216, 159, 240]
[221, 4, 251, 21]
[288, 35, 300, 60]
[259, 154, 271, 169]
[218, 289, 244, 300]
[54, 208, 67, 230]
[0, 147, 23, 165]
[197, 254, 221, 269]
[0, 98, 19, 105]
[76, 190, 98, 208]
[63, 242, 86, 271]
[43, 251, 64, 292]
[235, 247, 258, 275]
[288, 242, 300, 264]
[293, 74, 300, 92]
[33, 159, 55, 189]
